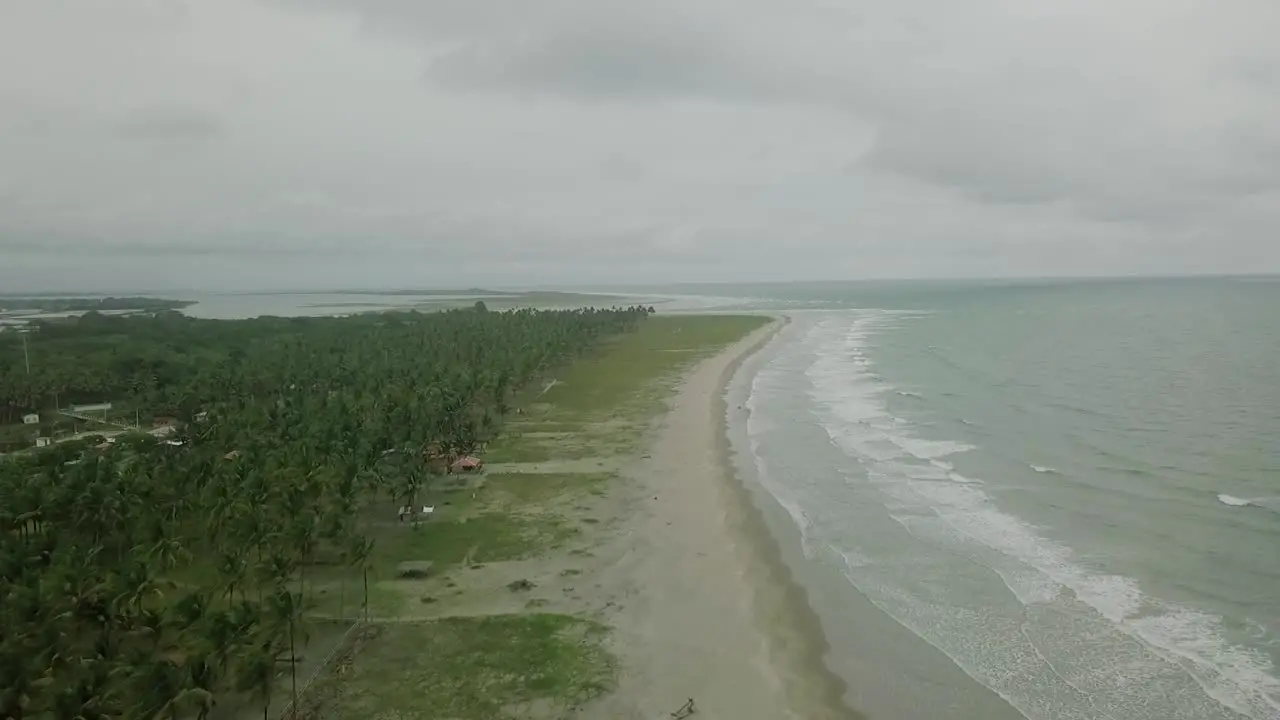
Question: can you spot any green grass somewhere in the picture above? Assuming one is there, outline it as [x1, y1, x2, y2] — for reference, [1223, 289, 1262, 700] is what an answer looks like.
[308, 614, 615, 720]
[370, 513, 577, 570]
[302, 512, 581, 619]
[295, 314, 764, 714]
[304, 571, 404, 619]
[539, 315, 769, 418]
[487, 315, 770, 464]
[483, 435, 562, 463]
[480, 472, 614, 506]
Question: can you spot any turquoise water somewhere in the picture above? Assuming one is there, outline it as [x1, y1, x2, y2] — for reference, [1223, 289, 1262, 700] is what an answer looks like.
[708, 278, 1279, 719]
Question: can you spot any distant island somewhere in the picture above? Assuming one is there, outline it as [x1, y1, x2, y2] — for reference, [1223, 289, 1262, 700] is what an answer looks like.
[0, 296, 194, 314]
[326, 288, 520, 297]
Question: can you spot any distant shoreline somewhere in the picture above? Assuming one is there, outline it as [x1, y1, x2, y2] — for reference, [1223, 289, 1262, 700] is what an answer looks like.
[1, 290, 648, 326]
[0, 296, 193, 315]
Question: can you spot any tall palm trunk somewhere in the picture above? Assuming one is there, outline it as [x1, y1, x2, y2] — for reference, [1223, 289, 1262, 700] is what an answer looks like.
[289, 618, 298, 720]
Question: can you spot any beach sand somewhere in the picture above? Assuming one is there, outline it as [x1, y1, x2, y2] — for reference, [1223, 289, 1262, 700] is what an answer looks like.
[294, 316, 859, 719]
[587, 319, 857, 720]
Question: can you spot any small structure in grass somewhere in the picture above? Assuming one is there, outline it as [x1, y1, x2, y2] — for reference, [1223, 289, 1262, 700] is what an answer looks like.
[452, 455, 484, 472]
[396, 561, 435, 579]
[398, 505, 435, 523]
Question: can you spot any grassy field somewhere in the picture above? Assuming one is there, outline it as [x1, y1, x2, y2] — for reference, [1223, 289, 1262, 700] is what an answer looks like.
[492, 314, 771, 463]
[302, 615, 615, 720]
[299, 314, 770, 718]
[541, 314, 769, 415]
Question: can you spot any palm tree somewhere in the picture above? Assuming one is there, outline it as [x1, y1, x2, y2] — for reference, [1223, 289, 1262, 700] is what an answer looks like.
[1, 303, 652, 715]
[265, 587, 304, 719]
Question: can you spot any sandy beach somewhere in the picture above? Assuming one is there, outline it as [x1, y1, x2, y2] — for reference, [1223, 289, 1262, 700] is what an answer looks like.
[236, 314, 861, 719]
[588, 318, 856, 720]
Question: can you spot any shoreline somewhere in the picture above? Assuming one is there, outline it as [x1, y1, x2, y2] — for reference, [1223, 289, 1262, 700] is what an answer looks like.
[591, 316, 858, 719]
[711, 316, 861, 720]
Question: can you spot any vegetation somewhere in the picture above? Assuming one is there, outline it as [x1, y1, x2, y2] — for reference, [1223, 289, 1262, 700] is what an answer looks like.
[494, 315, 771, 462]
[290, 313, 771, 718]
[299, 615, 615, 719]
[0, 305, 651, 719]
[0, 296, 193, 313]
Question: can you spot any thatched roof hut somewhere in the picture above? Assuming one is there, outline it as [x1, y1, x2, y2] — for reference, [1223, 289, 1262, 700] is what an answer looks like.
[452, 456, 483, 472]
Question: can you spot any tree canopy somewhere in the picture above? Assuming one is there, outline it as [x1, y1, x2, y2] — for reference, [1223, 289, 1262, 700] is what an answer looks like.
[0, 305, 653, 719]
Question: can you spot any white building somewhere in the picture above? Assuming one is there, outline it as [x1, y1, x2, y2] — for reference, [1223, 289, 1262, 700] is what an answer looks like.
[22, 413, 39, 425]
[35, 437, 51, 448]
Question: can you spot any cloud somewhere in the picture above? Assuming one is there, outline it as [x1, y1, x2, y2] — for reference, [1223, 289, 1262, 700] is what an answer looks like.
[111, 107, 225, 142]
[428, 14, 768, 102]
[0, 0, 1278, 292]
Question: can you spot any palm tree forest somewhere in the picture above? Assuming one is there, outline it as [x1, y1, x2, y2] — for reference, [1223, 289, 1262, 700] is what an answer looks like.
[0, 304, 653, 719]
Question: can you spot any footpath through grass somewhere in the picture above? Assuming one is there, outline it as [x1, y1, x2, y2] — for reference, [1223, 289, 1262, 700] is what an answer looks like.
[302, 314, 770, 719]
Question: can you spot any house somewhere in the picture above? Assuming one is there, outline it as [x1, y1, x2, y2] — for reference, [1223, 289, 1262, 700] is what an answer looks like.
[22, 413, 39, 425]
[35, 437, 51, 448]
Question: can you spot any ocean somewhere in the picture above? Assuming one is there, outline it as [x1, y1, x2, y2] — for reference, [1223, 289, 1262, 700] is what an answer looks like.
[708, 278, 1280, 720]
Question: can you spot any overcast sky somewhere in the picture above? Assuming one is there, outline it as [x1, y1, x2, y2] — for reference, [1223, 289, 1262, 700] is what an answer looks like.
[2, 0, 1278, 291]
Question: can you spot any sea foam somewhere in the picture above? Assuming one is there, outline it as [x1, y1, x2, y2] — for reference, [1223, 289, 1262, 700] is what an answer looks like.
[782, 311, 1280, 720]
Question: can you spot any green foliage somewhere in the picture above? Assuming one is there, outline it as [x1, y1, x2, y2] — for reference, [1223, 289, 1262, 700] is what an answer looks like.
[371, 513, 575, 569]
[309, 615, 615, 719]
[538, 314, 769, 417]
[480, 472, 614, 507]
[0, 305, 649, 719]
[489, 314, 770, 462]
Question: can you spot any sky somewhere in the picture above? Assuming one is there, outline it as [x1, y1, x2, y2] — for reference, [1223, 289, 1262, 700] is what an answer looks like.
[1, 0, 1278, 292]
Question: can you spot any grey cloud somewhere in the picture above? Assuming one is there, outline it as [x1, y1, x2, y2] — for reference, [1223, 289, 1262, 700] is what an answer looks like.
[112, 107, 225, 141]
[290, 0, 798, 103]
[1, 0, 1278, 292]
[317, 0, 1280, 225]
[0, 235, 328, 258]
[427, 22, 766, 102]
[1234, 57, 1280, 90]
[861, 132, 1077, 207]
